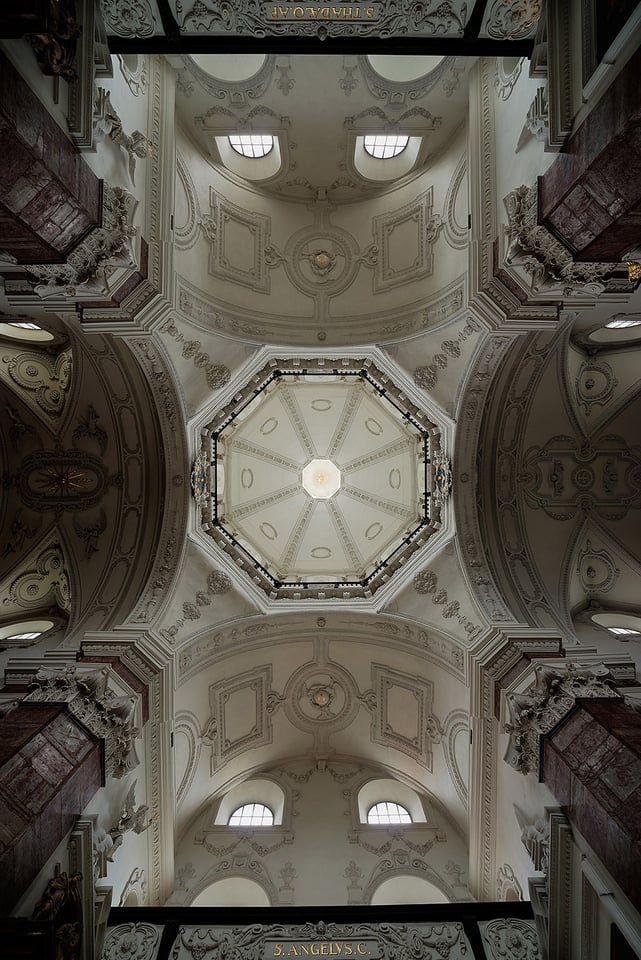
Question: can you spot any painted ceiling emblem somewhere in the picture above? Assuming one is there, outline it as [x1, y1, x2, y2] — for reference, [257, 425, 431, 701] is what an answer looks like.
[191, 453, 209, 505]
[35, 466, 90, 495]
[306, 677, 338, 716]
[433, 456, 452, 502]
[310, 249, 336, 276]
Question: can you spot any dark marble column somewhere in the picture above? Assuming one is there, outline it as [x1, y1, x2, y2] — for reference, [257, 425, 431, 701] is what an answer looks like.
[542, 698, 641, 912]
[0, 701, 103, 915]
[0, 51, 101, 263]
[539, 45, 641, 262]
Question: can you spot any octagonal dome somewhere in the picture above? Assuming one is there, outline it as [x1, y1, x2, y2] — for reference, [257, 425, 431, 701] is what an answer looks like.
[198, 358, 445, 601]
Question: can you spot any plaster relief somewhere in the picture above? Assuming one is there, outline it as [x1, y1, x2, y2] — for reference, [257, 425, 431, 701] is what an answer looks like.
[205, 191, 271, 292]
[207, 665, 279, 771]
[373, 190, 438, 292]
[368, 664, 433, 768]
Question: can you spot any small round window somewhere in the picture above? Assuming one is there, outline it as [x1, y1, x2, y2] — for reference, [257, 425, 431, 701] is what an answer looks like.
[363, 135, 409, 159]
[228, 803, 274, 826]
[367, 801, 412, 824]
[228, 134, 274, 159]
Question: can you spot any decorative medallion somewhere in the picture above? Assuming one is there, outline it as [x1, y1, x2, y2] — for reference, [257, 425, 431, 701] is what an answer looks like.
[284, 662, 358, 733]
[285, 227, 358, 296]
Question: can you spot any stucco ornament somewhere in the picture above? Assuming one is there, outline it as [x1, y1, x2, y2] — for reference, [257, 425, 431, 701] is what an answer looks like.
[173, 0, 469, 39]
[191, 453, 210, 506]
[100, 0, 157, 37]
[103, 922, 160, 959]
[172, 920, 471, 960]
[504, 661, 620, 775]
[25, 666, 141, 778]
[482, 917, 542, 959]
[29, 185, 138, 298]
[503, 185, 616, 295]
[432, 456, 452, 504]
[485, 0, 542, 39]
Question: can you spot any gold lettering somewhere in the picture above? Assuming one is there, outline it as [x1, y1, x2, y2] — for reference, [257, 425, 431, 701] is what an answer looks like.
[320, 6, 330, 16]
[293, 5, 304, 14]
[344, 948, 352, 956]
[321, 947, 328, 956]
[366, 6, 374, 16]
[288, 948, 299, 957]
[300, 948, 309, 956]
[307, 6, 318, 16]
[310, 947, 320, 956]
[357, 947, 367, 956]
[278, 6, 289, 15]
[269, 6, 279, 16]
[274, 947, 283, 957]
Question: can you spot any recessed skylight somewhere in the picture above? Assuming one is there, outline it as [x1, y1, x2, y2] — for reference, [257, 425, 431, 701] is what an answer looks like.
[229, 134, 274, 158]
[363, 134, 409, 159]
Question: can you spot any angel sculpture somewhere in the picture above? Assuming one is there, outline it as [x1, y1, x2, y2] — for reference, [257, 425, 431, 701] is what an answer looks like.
[94, 87, 150, 186]
[107, 780, 152, 861]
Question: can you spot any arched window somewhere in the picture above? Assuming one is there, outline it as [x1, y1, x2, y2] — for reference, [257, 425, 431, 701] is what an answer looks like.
[0, 320, 54, 342]
[0, 619, 56, 647]
[608, 627, 641, 638]
[367, 801, 412, 825]
[605, 318, 641, 328]
[591, 612, 641, 639]
[228, 803, 274, 826]
[363, 134, 409, 159]
[229, 134, 274, 158]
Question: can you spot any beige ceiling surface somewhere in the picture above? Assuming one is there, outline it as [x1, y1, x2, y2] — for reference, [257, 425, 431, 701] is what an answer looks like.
[218, 375, 424, 585]
[175, 53, 471, 202]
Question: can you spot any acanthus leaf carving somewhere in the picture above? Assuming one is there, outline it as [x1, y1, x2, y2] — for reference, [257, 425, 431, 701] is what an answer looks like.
[27, 185, 138, 299]
[504, 184, 617, 295]
[25, 665, 141, 779]
[504, 661, 620, 775]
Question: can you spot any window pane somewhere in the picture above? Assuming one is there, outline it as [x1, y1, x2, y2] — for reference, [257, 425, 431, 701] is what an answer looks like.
[229, 134, 274, 159]
[228, 803, 274, 826]
[605, 319, 641, 328]
[609, 627, 640, 636]
[363, 135, 409, 159]
[367, 801, 412, 824]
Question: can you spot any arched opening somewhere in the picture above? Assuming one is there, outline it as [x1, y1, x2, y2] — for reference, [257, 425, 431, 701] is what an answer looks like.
[191, 878, 270, 907]
[370, 876, 450, 904]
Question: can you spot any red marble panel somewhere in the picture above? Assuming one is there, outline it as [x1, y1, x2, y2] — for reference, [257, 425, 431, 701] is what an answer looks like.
[0, 51, 101, 264]
[539, 45, 641, 261]
[0, 703, 103, 915]
[542, 701, 641, 912]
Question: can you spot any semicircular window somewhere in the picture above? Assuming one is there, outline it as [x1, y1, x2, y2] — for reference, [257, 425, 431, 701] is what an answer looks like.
[228, 134, 274, 159]
[367, 801, 412, 825]
[363, 134, 409, 159]
[228, 803, 274, 826]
